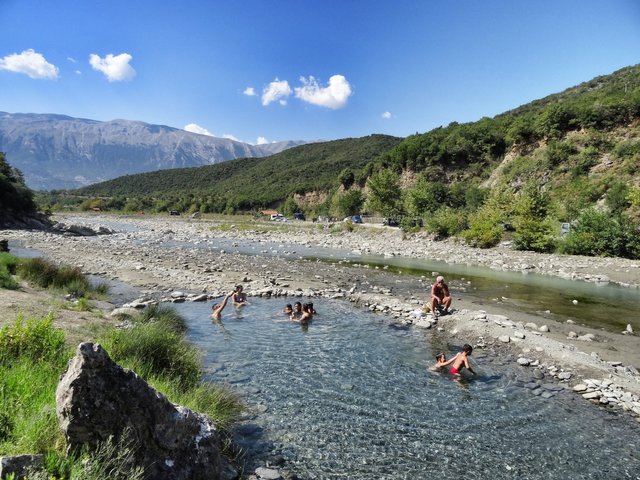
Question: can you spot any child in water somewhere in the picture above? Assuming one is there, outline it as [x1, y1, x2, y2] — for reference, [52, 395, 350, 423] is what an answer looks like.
[432, 344, 476, 376]
[431, 352, 449, 370]
[448, 344, 476, 376]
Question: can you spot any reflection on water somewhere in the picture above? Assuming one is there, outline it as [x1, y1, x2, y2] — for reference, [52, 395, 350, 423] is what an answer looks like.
[180, 299, 640, 479]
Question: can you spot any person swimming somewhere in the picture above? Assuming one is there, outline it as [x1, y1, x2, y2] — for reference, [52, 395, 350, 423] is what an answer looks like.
[431, 352, 449, 370]
[232, 284, 249, 306]
[290, 301, 303, 321]
[211, 291, 234, 321]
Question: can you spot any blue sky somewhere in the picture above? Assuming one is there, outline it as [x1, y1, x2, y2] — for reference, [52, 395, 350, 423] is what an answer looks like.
[1, 1, 639, 145]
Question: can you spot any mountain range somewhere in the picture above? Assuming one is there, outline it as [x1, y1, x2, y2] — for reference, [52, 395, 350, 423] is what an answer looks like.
[0, 112, 306, 190]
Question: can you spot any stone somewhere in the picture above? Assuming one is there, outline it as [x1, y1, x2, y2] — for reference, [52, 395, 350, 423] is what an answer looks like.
[557, 372, 572, 380]
[0, 455, 44, 479]
[513, 331, 526, 340]
[56, 343, 235, 480]
[538, 325, 549, 333]
[582, 392, 600, 400]
[498, 335, 510, 343]
[532, 369, 545, 380]
[517, 357, 532, 366]
[573, 384, 587, 392]
[255, 467, 283, 479]
[109, 307, 141, 318]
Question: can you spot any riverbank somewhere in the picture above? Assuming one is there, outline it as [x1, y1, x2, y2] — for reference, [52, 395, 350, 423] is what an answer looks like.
[2, 213, 639, 417]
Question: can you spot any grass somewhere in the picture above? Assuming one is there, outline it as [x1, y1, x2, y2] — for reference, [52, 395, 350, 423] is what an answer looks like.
[0, 314, 69, 456]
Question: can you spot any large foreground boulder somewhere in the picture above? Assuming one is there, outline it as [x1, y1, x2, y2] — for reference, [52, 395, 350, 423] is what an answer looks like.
[56, 343, 236, 480]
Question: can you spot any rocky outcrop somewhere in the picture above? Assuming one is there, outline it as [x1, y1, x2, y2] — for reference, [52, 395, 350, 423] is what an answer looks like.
[56, 342, 236, 480]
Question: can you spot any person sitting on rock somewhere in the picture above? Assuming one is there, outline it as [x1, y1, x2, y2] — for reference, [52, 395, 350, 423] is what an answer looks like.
[430, 275, 452, 317]
[232, 285, 249, 306]
[211, 291, 234, 322]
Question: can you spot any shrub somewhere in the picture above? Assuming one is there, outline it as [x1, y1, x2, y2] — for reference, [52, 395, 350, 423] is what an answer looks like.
[461, 209, 503, 248]
[100, 321, 201, 390]
[16, 257, 108, 298]
[559, 208, 640, 259]
[0, 313, 66, 366]
[134, 303, 187, 333]
[512, 217, 557, 253]
[606, 182, 630, 215]
[0, 253, 19, 289]
[426, 208, 467, 239]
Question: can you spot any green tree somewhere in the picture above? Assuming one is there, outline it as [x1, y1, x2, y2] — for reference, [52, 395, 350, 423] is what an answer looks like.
[559, 208, 640, 259]
[365, 169, 402, 218]
[333, 190, 364, 217]
[404, 177, 448, 216]
[0, 152, 37, 215]
[337, 168, 355, 189]
[282, 196, 299, 217]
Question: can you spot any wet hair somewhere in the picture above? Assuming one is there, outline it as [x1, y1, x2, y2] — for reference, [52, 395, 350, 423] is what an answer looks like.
[293, 302, 302, 309]
[211, 303, 219, 310]
[435, 353, 446, 362]
[235, 284, 243, 291]
[463, 344, 473, 355]
[285, 304, 292, 310]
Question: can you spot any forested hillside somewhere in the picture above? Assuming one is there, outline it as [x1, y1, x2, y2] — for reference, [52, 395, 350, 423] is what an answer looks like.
[39, 64, 640, 258]
[53, 134, 401, 212]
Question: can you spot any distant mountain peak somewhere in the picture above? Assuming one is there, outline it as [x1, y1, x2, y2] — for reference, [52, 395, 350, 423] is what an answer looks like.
[0, 112, 307, 190]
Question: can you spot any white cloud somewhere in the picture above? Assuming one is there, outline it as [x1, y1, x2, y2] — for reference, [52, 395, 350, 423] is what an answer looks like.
[261, 78, 292, 106]
[89, 53, 136, 82]
[243, 87, 256, 96]
[256, 136, 269, 145]
[184, 123, 214, 136]
[382, 111, 392, 119]
[0, 49, 59, 79]
[294, 74, 352, 109]
[223, 133, 240, 142]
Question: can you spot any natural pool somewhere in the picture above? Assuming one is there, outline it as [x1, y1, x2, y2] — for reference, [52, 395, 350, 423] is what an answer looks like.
[179, 298, 640, 479]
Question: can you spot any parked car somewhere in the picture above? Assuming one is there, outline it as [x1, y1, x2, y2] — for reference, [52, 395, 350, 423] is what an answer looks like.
[351, 215, 363, 224]
[270, 214, 285, 221]
[169, 210, 180, 216]
[293, 212, 306, 221]
[383, 217, 398, 227]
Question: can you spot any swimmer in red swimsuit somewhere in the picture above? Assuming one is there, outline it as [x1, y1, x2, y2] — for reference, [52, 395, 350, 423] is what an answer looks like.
[448, 344, 476, 376]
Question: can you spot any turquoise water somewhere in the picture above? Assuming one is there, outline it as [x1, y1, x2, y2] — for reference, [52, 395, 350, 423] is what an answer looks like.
[180, 299, 640, 479]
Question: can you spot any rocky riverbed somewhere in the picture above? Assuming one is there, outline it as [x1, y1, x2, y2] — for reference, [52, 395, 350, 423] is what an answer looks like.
[3, 213, 640, 424]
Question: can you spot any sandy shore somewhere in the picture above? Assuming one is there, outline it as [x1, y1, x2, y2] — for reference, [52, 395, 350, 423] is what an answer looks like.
[2, 213, 640, 419]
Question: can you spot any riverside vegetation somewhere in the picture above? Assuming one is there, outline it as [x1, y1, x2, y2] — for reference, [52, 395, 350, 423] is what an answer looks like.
[33, 63, 640, 260]
[0, 254, 243, 479]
